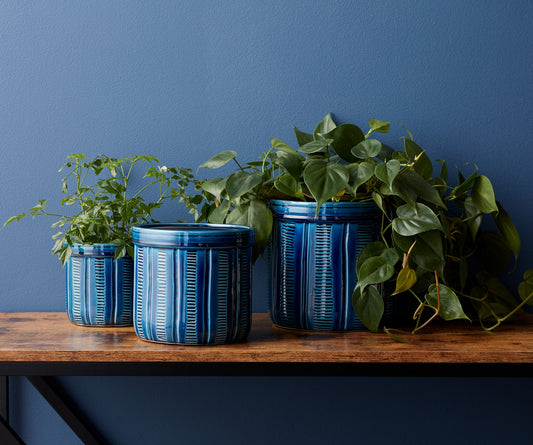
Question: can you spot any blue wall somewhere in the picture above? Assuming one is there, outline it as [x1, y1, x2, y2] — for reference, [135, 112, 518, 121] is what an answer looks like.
[1, 1, 532, 443]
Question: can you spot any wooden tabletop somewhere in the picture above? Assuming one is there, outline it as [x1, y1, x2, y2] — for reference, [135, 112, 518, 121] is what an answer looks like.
[0, 312, 532, 376]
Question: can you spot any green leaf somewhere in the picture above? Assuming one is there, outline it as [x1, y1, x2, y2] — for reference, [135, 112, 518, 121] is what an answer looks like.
[368, 119, 390, 133]
[201, 177, 227, 199]
[299, 137, 333, 154]
[313, 113, 336, 138]
[325, 124, 365, 162]
[437, 159, 448, 182]
[463, 196, 482, 240]
[404, 139, 432, 179]
[199, 150, 237, 169]
[474, 271, 520, 318]
[374, 159, 401, 189]
[426, 284, 470, 321]
[471, 175, 498, 213]
[208, 200, 231, 224]
[346, 161, 375, 196]
[225, 171, 263, 200]
[357, 256, 395, 289]
[383, 327, 410, 343]
[271, 138, 302, 156]
[352, 285, 384, 332]
[391, 231, 444, 273]
[493, 202, 520, 262]
[393, 267, 417, 295]
[356, 241, 387, 276]
[450, 164, 478, 199]
[302, 159, 349, 210]
[274, 174, 304, 199]
[271, 151, 304, 178]
[392, 203, 443, 237]
[292, 126, 314, 147]
[226, 200, 273, 261]
[352, 139, 382, 159]
[391, 170, 445, 209]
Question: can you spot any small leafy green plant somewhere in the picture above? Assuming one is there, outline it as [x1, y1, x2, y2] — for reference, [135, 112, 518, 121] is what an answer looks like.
[4, 154, 199, 265]
[198, 114, 533, 338]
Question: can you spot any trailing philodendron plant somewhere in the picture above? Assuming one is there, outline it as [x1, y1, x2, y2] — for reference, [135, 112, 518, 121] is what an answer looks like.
[4, 154, 200, 265]
[198, 113, 533, 339]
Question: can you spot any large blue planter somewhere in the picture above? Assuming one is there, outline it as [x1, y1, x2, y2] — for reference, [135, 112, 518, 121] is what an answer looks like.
[66, 243, 133, 327]
[132, 223, 254, 345]
[268, 200, 392, 331]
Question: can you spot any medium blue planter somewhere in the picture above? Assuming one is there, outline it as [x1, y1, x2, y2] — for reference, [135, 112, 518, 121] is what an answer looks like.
[268, 200, 391, 331]
[66, 243, 133, 327]
[132, 223, 254, 345]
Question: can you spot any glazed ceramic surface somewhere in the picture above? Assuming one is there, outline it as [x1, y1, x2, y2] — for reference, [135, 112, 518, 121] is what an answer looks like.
[132, 223, 254, 345]
[268, 200, 392, 331]
[66, 243, 133, 327]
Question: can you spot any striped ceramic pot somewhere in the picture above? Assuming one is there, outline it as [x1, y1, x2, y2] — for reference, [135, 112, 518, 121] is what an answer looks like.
[268, 200, 391, 331]
[132, 223, 254, 345]
[66, 243, 133, 327]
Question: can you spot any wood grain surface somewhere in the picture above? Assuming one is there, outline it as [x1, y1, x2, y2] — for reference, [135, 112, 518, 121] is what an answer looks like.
[0, 312, 532, 365]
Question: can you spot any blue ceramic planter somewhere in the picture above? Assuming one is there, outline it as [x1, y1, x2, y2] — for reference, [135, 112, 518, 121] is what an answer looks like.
[268, 200, 392, 331]
[132, 223, 254, 345]
[66, 243, 133, 327]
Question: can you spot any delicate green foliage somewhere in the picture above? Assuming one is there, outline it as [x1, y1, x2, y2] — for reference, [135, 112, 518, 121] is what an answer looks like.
[5, 154, 199, 265]
[195, 113, 531, 337]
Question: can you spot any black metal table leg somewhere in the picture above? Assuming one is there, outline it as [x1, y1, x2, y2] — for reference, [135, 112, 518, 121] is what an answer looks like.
[0, 376, 25, 445]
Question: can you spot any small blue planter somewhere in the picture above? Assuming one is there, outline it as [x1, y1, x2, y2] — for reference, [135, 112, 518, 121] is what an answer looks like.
[132, 223, 254, 345]
[268, 200, 392, 331]
[66, 243, 133, 327]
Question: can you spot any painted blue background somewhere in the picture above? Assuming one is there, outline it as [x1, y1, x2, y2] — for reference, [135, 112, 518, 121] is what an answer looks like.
[1, 1, 532, 443]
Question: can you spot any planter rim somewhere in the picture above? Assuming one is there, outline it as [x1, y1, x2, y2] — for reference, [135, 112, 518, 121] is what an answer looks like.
[132, 223, 254, 248]
[69, 243, 124, 257]
[269, 199, 379, 221]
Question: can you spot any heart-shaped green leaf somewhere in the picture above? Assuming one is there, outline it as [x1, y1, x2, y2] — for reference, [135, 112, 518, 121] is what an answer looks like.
[404, 139, 432, 179]
[352, 139, 382, 159]
[346, 161, 375, 196]
[472, 175, 498, 214]
[313, 113, 336, 138]
[199, 150, 237, 169]
[292, 126, 314, 147]
[368, 119, 390, 133]
[392, 203, 443, 236]
[357, 256, 395, 289]
[391, 170, 444, 209]
[375, 159, 401, 189]
[271, 151, 304, 178]
[356, 241, 387, 276]
[201, 177, 227, 199]
[393, 267, 417, 295]
[299, 137, 333, 154]
[352, 285, 384, 332]
[270, 138, 302, 156]
[426, 284, 470, 321]
[325, 124, 365, 162]
[226, 200, 272, 262]
[463, 196, 482, 240]
[274, 174, 304, 199]
[303, 159, 349, 210]
[225, 171, 263, 200]
[208, 200, 231, 224]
